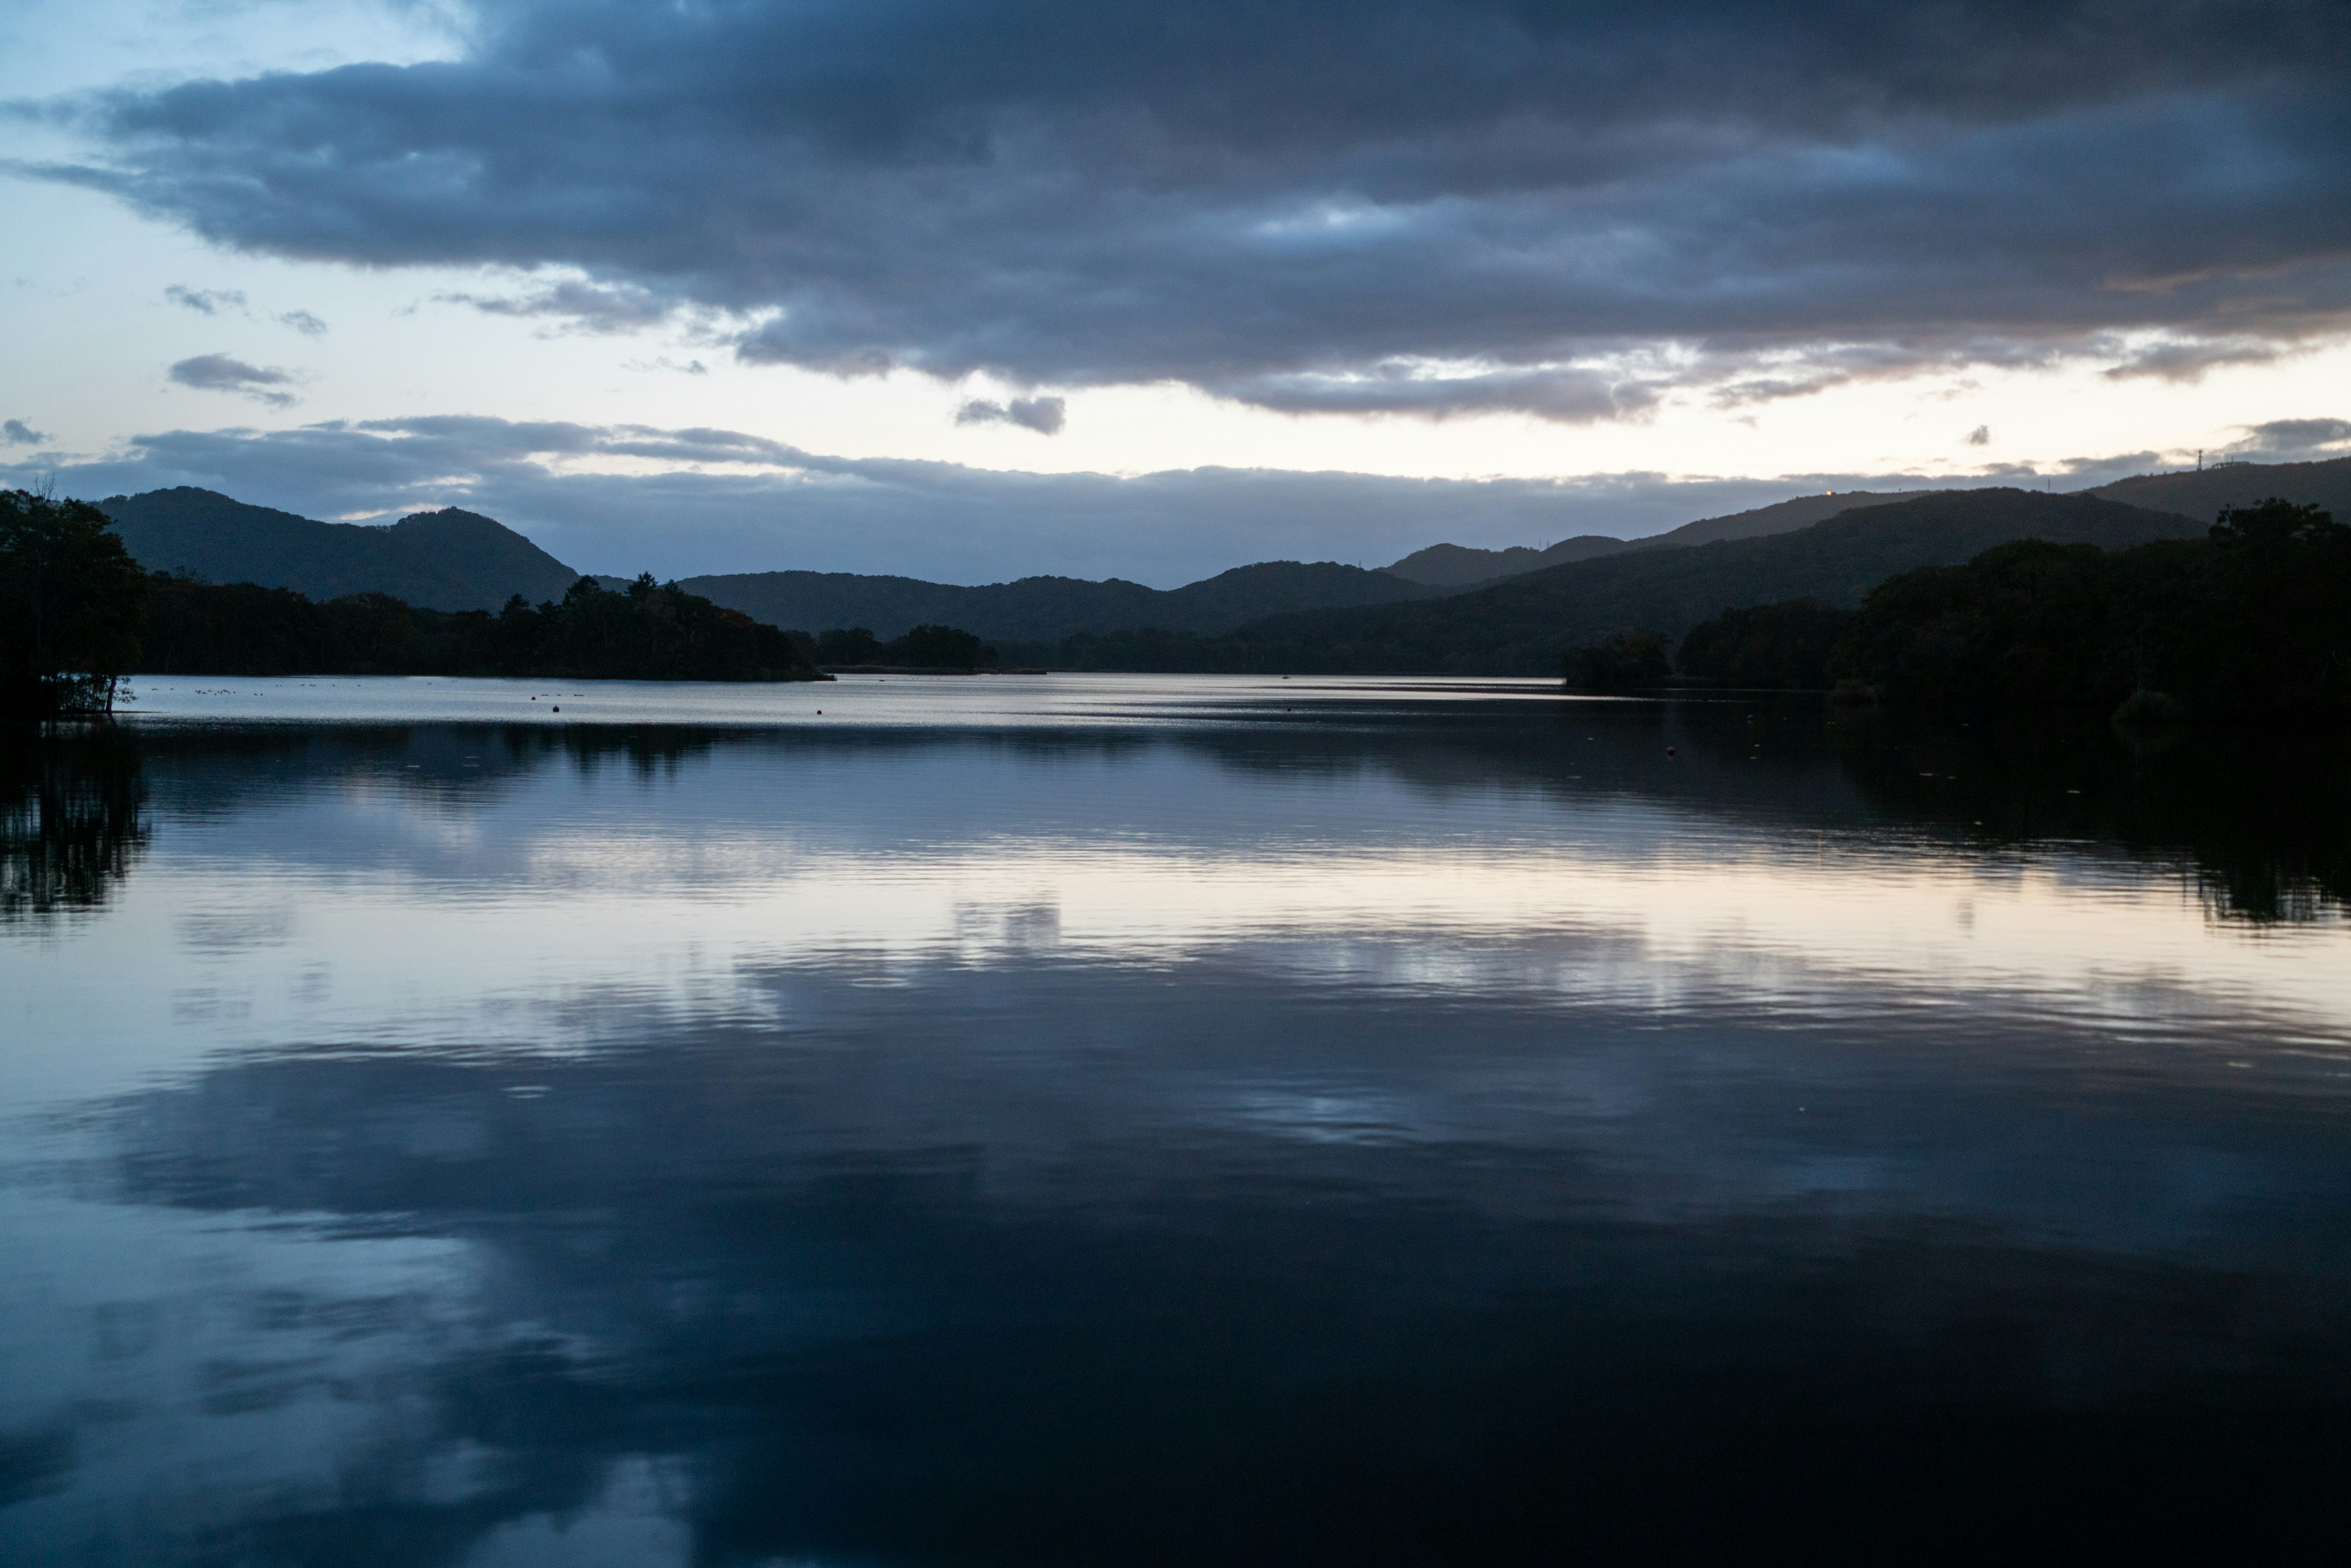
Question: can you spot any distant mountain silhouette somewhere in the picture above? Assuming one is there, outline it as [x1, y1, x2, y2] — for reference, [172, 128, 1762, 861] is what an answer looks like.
[1644, 489, 1944, 549]
[99, 488, 582, 610]
[1098, 490, 2208, 675]
[1383, 536, 1630, 587]
[678, 559, 1439, 641]
[1379, 460, 2351, 593]
[1380, 490, 1940, 587]
[89, 457, 2351, 646]
[2085, 454, 2351, 522]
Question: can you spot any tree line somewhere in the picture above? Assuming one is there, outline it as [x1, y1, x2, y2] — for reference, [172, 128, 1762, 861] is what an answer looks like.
[3, 490, 824, 714]
[11, 486, 2345, 721]
[1568, 500, 2351, 721]
[814, 624, 997, 670]
[142, 572, 825, 683]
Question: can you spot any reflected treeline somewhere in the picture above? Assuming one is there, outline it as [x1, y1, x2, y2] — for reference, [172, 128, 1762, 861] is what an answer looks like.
[1817, 708, 2351, 922]
[1181, 697, 2351, 923]
[0, 724, 148, 921]
[16, 702, 2351, 926]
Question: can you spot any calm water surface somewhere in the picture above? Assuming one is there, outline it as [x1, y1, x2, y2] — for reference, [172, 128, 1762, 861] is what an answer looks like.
[5, 675, 2350, 1562]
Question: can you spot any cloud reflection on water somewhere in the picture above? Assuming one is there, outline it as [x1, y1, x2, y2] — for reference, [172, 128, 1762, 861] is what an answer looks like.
[2, 686, 2350, 1564]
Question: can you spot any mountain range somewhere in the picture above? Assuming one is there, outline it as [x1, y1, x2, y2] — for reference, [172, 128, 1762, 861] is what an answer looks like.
[87, 455, 2351, 664]
[1379, 489, 1944, 586]
[1071, 489, 2208, 676]
[102, 487, 579, 611]
[659, 560, 1442, 643]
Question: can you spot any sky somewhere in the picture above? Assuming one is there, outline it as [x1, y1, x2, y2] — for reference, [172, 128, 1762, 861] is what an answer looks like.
[3, 0, 2349, 585]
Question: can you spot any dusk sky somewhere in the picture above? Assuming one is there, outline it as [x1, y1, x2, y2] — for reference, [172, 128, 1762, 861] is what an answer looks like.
[4, 0, 2349, 583]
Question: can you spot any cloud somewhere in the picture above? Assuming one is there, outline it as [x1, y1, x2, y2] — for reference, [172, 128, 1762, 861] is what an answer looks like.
[1221, 366, 1651, 424]
[34, 1, 2350, 420]
[1965, 425, 1992, 446]
[2100, 336, 2293, 382]
[2, 419, 50, 445]
[2227, 417, 2351, 457]
[166, 353, 301, 407]
[437, 279, 678, 336]
[6, 413, 2131, 586]
[163, 284, 246, 316]
[164, 285, 328, 336]
[956, 396, 1067, 435]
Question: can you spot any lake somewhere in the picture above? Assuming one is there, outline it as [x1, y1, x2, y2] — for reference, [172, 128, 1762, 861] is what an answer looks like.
[5, 674, 2350, 1562]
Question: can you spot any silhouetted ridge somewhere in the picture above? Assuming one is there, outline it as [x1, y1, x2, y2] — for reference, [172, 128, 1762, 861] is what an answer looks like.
[1382, 536, 1630, 587]
[1378, 490, 1943, 587]
[2085, 454, 2351, 523]
[678, 558, 1437, 642]
[100, 487, 580, 610]
[1053, 490, 2205, 674]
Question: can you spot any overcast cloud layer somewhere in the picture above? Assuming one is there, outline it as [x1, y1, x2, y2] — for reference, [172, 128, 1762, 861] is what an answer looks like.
[7, 415, 2239, 584]
[28, 0, 2351, 419]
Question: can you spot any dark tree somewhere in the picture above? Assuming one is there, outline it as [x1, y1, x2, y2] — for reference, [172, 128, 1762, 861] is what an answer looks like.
[0, 490, 151, 715]
[1833, 541, 2126, 711]
[134, 571, 823, 681]
[1561, 629, 1670, 692]
[895, 624, 991, 669]
[1676, 599, 1852, 689]
[1834, 501, 2351, 720]
[817, 627, 882, 664]
[2211, 497, 2347, 549]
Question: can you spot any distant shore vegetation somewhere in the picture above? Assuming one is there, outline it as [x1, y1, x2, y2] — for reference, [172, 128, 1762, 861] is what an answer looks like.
[6, 487, 829, 715]
[144, 572, 828, 683]
[10, 486, 2349, 723]
[1572, 500, 2349, 722]
[815, 624, 997, 671]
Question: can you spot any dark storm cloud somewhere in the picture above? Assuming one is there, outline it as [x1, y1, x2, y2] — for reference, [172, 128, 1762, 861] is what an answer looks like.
[165, 353, 301, 407]
[13, 413, 2082, 583]
[35, 1, 2351, 418]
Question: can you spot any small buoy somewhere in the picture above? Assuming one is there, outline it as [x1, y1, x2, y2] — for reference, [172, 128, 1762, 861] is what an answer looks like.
[816, 709, 822, 714]
[1665, 745, 1677, 758]
[552, 705, 560, 712]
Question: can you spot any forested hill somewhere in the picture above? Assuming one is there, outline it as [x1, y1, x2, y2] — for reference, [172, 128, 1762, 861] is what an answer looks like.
[1376, 488, 1940, 587]
[1382, 535, 1629, 587]
[2085, 454, 2351, 523]
[100, 488, 582, 610]
[1068, 490, 2207, 675]
[677, 558, 1441, 642]
[1371, 459, 2351, 591]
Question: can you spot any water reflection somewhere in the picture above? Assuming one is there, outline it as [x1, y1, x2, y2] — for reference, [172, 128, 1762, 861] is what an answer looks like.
[3, 688, 2350, 1564]
[17, 699, 2348, 929]
[1825, 710, 2351, 923]
[0, 726, 147, 923]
